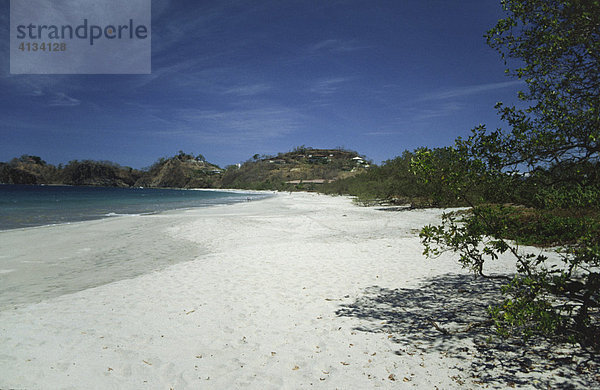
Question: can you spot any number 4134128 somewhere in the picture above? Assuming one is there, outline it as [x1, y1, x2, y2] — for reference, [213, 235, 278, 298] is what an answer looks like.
[18, 42, 66, 52]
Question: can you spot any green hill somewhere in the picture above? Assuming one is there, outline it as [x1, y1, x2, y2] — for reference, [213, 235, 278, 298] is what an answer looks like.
[135, 152, 223, 188]
[0, 147, 371, 191]
[0, 156, 59, 185]
[220, 147, 370, 190]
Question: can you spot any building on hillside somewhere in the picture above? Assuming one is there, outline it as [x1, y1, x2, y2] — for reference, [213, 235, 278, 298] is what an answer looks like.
[308, 155, 329, 164]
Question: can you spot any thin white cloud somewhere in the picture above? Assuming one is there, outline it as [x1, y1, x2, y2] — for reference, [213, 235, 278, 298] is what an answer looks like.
[0, 72, 76, 97]
[412, 102, 464, 120]
[364, 131, 400, 136]
[151, 2, 245, 55]
[310, 77, 350, 95]
[309, 39, 370, 53]
[48, 92, 81, 107]
[419, 80, 524, 101]
[127, 57, 208, 89]
[222, 83, 271, 97]
[165, 105, 304, 144]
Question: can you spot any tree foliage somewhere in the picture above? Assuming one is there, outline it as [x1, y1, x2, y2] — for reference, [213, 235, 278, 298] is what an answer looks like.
[321, 148, 479, 207]
[418, 0, 600, 348]
[485, 0, 599, 170]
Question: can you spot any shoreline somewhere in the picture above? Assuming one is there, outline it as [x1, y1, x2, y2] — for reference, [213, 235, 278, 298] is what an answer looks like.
[0, 185, 273, 233]
[0, 192, 593, 389]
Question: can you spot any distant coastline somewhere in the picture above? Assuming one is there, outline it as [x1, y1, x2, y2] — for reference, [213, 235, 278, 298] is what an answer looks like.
[0, 147, 369, 192]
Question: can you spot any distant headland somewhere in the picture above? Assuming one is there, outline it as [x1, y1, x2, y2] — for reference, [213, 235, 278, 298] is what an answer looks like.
[0, 147, 370, 191]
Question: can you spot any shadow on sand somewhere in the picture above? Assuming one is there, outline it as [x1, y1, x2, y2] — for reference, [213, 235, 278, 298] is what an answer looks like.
[336, 273, 599, 389]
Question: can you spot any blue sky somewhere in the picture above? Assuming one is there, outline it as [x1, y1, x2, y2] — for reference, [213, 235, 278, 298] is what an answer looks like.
[0, 0, 525, 168]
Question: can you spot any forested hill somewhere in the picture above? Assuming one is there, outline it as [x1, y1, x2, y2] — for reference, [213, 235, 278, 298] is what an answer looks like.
[0, 152, 223, 188]
[0, 147, 370, 190]
[220, 147, 370, 191]
[135, 152, 223, 188]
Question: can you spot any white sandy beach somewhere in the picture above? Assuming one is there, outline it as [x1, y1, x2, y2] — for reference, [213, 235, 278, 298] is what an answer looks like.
[0, 192, 594, 389]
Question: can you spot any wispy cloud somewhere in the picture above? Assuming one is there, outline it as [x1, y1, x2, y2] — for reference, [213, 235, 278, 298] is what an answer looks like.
[309, 39, 370, 53]
[151, 1, 251, 56]
[310, 77, 350, 95]
[412, 102, 464, 120]
[125, 58, 209, 90]
[0, 73, 78, 98]
[48, 92, 81, 107]
[163, 105, 304, 144]
[419, 80, 524, 101]
[222, 83, 271, 97]
[363, 130, 400, 136]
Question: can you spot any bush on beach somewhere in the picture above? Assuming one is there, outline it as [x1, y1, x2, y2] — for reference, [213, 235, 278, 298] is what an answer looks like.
[321, 0, 600, 350]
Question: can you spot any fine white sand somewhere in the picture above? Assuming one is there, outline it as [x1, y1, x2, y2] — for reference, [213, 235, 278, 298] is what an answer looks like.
[0, 192, 594, 389]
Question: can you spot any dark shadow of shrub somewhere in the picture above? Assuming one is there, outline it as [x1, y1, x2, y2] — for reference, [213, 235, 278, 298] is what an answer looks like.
[336, 274, 599, 389]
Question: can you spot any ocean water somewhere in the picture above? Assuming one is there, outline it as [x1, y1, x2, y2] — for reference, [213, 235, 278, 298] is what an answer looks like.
[0, 184, 268, 230]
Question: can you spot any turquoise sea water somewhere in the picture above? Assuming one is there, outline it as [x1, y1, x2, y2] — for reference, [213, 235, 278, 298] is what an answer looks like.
[0, 184, 267, 230]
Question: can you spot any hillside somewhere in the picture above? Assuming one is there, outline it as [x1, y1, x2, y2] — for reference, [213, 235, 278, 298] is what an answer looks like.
[0, 156, 143, 187]
[0, 148, 370, 190]
[0, 156, 60, 185]
[220, 147, 370, 190]
[135, 152, 223, 188]
[0, 153, 222, 189]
